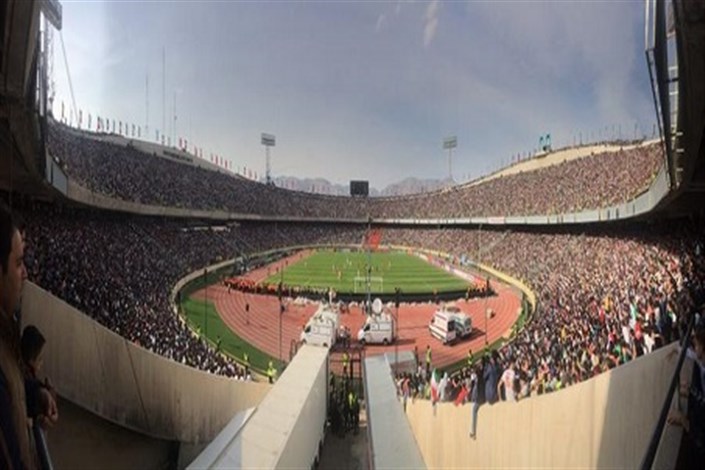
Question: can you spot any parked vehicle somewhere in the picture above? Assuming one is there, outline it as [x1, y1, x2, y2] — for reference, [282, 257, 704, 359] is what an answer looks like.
[428, 309, 458, 344]
[300, 303, 340, 348]
[358, 313, 395, 345]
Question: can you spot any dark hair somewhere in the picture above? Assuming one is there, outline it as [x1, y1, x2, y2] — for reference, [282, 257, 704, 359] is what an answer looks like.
[21, 325, 46, 363]
[0, 202, 17, 274]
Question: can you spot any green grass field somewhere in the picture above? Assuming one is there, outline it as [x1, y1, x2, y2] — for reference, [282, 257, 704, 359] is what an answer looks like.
[180, 298, 281, 373]
[265, 249, 470, 294]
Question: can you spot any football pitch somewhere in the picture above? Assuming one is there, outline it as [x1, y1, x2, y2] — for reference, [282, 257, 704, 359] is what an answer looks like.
[264, 249, 470, 294]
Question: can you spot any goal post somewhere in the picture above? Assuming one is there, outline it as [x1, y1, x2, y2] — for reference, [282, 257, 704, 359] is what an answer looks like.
[353, 276, 384, 293]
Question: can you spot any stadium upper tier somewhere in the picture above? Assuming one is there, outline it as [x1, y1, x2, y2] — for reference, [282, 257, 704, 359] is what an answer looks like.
[47, 122, 663, 220]
[17, 199, 704, 399]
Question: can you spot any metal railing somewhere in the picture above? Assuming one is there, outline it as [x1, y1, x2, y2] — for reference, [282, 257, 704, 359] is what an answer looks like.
[640, 312, 698, 469]
[32, 422, 54, 470]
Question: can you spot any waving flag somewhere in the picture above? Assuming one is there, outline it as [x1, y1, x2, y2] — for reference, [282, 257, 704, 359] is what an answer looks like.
[431, 369, 440, 404]
[454, 385, 469, 406]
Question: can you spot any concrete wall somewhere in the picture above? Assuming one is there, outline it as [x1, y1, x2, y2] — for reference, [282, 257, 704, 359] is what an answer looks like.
[66, 179, 243, 220]
[46, 397, 176, 470]
[187, 345, 330, 469]
[20, 282, 270, 444]
[65, 179, 366, 223]
[405, 343, 680, 469]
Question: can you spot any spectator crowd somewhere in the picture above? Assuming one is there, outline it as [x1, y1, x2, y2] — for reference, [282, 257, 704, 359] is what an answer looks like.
[17, 200, 364, 377]
[9, 191, 703, 400]
[48, 120, 663, 220]
[386, 222, 704, 408]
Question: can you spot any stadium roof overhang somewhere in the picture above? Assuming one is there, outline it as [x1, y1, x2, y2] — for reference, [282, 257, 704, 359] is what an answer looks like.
[0, 0, 57, 199]
[660, 0, 705, 216]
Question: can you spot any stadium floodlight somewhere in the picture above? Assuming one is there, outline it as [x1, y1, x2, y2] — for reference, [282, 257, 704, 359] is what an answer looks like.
[261, 133, 276, 185]
[442, 136, 457, 181]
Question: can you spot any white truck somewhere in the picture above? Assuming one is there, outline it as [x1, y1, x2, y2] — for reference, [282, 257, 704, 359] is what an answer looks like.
[445, 305, 473, 339]
[358, 312, 395, 345]
[429, 304, 473, 345]
[300, 303, 340, 348]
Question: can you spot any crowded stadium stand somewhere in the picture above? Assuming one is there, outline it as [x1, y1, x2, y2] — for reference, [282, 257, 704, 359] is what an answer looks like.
[1, 0, 705, 469]
[47, 120, 664, 220]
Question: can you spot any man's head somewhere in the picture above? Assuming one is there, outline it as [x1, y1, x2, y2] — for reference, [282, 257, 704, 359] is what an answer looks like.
[0, 204, 27, 316]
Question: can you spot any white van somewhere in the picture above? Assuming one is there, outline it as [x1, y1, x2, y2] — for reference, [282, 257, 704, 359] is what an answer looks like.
[453, 313, 473, 338]
[357, 313, 395, 345]
[310, 303, 340, 331]
[429, 308, 458, 345]
[300, 303, 340, 348]
[443, 305, 473, 338]
[300, 318, 336, 348]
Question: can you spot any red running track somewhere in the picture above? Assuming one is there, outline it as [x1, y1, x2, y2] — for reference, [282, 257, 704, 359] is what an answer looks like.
[192, 250, 522, 369]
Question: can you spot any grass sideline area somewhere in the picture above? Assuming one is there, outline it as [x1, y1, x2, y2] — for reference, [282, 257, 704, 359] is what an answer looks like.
[264, 249, 470, 294]
[180, 297, 282, 373]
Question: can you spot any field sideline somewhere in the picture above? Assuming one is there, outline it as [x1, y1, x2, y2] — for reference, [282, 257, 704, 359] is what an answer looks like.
[264, 249, 470, 294]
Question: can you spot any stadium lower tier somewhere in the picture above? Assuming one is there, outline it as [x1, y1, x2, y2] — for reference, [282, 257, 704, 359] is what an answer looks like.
[15, 199, 705, 397]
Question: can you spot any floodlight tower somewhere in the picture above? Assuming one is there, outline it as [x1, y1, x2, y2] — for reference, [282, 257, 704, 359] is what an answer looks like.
[39, 0, 62, 119]
[261, 133, 276, 184]
[443, 136, 457, 181]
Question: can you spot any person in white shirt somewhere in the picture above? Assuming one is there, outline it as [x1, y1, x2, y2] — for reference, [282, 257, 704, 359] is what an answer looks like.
[643, 327, 655, 354]
[498, 363, 516, 402]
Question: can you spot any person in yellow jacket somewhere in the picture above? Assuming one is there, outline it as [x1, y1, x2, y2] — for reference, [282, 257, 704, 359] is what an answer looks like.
[342, 351, 349, 376]
[267, 360, 277, 384]
[243, 352, 250, 375]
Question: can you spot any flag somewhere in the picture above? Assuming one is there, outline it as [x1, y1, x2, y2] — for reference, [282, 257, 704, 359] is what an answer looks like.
[454, 385, 469, 406]
[430, 369, 440, 403]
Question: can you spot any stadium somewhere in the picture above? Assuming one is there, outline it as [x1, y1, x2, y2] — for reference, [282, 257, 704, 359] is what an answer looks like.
[0, 1, 704, 470]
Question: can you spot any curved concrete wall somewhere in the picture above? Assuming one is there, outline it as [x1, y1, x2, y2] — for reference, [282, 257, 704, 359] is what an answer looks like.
[20, 282, 270, 444]
[405, 343, 679, 468]
[65, 179, 366, 223]
[46, 397, 175, 470]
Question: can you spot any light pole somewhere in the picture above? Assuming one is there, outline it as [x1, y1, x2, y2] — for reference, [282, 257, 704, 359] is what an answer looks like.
[365, 216, 372, 315]
[279, 267, 284, 365]
[395, 288, 400, 373]
[204, 268, 208, 338]
[484, 277, 489, 347]
[261, 133, 276, 185]
[443, 136, 457, 182]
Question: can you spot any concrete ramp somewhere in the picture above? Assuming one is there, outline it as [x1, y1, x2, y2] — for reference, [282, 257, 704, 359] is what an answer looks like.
[365, 354, 425, 470]
[187, 345, 330, 469]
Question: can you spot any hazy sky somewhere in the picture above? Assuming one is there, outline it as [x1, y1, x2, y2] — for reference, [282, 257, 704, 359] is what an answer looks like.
[51, 0, 656, 188]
